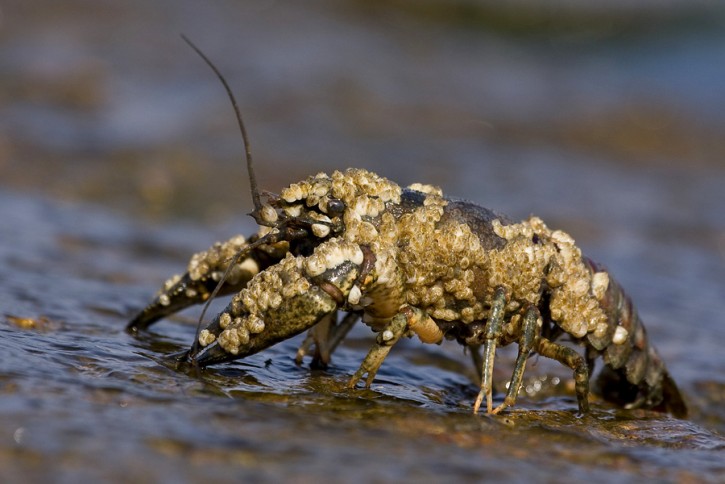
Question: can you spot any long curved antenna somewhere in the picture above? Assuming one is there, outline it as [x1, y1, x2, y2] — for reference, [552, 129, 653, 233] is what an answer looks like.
[180, 34, 262, 211]
[180, 34, 265, 357]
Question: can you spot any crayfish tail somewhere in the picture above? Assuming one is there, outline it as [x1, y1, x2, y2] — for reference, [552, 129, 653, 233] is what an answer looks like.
[595, 364, 688, 419]
[657, 371, 688, 419]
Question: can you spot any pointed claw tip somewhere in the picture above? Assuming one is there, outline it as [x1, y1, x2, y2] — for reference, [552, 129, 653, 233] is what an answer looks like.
[126, 318, 145, 334]
[186, 341, 238, 368]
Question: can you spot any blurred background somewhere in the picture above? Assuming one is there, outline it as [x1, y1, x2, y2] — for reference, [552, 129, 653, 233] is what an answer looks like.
[2, 0, 724, 223]
[1, 1, 724, 481]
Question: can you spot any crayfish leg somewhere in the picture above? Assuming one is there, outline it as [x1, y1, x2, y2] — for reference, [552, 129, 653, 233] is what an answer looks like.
[326, 312, 359, 355]
[492, 305, 540, 415]
[295, 311, 358, 368]
[537, 337, 591, 414]
[296, 312, 335, 367]
[468, 344, 483, 381]
[474, 286, 507, 414]
[347, 308, 413, 389]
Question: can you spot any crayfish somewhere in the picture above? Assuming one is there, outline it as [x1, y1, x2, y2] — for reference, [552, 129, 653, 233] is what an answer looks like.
[128, 38, 687, 418]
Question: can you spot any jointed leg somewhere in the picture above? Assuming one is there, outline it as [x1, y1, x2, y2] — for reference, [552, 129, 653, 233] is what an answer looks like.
[347, 308, 411, 389]
[296, 312, 334, 366]
[326, 312, 359, 354]
[474, 286, 507, 414]
[537, 337, 590, 414]
[492, 304, 540, 414]
[469, 344, 483, 381]
[296, 311, 359, 367]
[585, 345, 598, 380]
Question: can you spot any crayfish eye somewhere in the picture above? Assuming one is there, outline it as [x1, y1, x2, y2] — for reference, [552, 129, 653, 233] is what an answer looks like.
[326, 198, 345, 216]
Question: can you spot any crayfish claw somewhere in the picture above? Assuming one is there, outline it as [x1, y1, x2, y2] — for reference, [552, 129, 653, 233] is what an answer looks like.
[187, 341, 238, 367]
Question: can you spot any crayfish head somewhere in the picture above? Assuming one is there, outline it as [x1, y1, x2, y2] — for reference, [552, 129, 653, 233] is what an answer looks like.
[250, 169, 403, 250]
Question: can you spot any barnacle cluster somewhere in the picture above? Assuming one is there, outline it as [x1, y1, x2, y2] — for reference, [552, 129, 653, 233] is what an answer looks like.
[127, 233, 266, 332]
[304, 239, 364, 277]
[392, 193, 490, 323]
[200, 253, 310, 353]
[280, 169, 401, 214]
[491, 217, 609, 339]
[154, 235, 261, 308]
[187, 235, 252, 283]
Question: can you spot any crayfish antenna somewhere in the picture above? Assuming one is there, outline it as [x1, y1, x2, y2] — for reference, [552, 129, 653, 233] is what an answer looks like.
[180, 34, 267, 356]
[180, 34, 263, 214]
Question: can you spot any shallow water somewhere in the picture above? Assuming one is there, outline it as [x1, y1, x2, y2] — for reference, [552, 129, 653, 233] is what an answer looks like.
[1, 1, 724, 482]
[1, 190, 724, 482]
